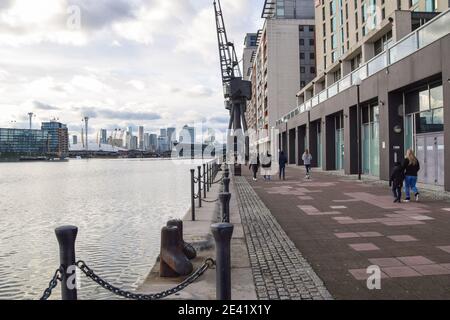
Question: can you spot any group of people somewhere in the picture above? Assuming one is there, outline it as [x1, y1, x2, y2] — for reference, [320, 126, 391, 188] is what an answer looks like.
[249, 150, 313, 181]
[390, 149, 421, 203]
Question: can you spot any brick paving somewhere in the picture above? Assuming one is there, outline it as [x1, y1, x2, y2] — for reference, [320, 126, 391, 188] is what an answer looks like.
[234, 176, 332, 300]
[241, 166, 450, 299]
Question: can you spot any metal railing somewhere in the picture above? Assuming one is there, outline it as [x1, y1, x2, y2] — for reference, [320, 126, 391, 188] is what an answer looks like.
[277, 8, 450, 126]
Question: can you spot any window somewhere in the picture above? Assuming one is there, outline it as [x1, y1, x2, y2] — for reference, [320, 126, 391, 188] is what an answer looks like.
[300, 39, 305, 45]
[309, 39, 315, 46]
[309, 26, 315, 32]
[300, 67, 305, 73]
[300, 52, 305, 59]
[310, 67, 316, 73]
[310, 52, 315, 59]
[301, 81, 306, 88]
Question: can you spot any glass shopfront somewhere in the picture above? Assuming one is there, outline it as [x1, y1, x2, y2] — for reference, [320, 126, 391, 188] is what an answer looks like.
[404, 81, 444, 185]
[362, 102, 380, 176]
[335, 113, 344, 170]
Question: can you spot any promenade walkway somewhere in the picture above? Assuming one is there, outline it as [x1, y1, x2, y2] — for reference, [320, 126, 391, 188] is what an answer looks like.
[240, 166, 450, 300]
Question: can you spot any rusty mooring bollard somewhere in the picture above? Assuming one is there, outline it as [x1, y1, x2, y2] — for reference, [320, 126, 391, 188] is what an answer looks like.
[160, 226, 193, 278]
[219, 192, 231, 223]
[211, 223, 234, 300]
[203, 164, 207, 199]
[167, 219, 197, 260]
[224, 167, 230, 178]
[191, 169, 196, 221]
[197, 166, 202, 208]
[55, 225, 78, 300]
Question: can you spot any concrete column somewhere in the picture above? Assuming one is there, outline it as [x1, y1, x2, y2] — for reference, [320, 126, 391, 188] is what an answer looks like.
[442, 37, 450, 191]
[325, 73, 334, 88]
[378, 86, 391, 181]
[345, 106, 359, 175]
[289, 128, 296, 165]
[297, 126, 306, 165]
[309, 121, 318, 167]
[393, 11, 413, 42]
[362, 42, 375, 64]
[305, 89, 313, 100]
[313, 81, 325, 95]
[341, 60, 352, 77]
[295, 127, 299, 165]
[324, 116, 336, 171]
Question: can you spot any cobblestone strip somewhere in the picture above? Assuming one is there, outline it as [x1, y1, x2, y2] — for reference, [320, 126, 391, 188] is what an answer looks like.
[235, 177, 333, 300]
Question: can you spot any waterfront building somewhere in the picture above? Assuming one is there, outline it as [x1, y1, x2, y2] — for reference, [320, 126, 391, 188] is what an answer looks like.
[0, 128, 49, 159]
[246, 0, 316, 154]
[242, 33, 258, 81]
[167, 127, 176, 151]
[157, 135, 169, 152]
[100, 129, 107, 144]
[72, 135, 78, 145]
[131, 136, 138, 150]
[149, 134, 158, 152]
[276, 3, 450, 190]
[138, 126, 144, 150]
[144, 132, 150, 150]
[41, 121, 69, 156]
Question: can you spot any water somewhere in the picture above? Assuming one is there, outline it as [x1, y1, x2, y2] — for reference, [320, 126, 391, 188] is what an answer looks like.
[0, 158, 205, 300]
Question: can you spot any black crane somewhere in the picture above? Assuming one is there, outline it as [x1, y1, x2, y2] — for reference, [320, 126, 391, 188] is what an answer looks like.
[213, 0, 252, 174]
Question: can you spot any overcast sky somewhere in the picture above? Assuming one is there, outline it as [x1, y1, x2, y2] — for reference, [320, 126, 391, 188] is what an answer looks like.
[0, 0, 264, 140]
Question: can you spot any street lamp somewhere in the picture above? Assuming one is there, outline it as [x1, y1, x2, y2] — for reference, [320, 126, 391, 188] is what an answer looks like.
[354, 76, 362, 181]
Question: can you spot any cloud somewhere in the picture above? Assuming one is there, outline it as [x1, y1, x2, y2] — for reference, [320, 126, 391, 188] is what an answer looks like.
[33, 100, 60, 110]
[185, 85, 214, 98]
[72, 106, 161, 121]
[209, 115, 229, 124]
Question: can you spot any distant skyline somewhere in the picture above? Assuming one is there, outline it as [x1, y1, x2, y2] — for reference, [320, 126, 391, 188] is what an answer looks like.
[0, 0, 264, 138]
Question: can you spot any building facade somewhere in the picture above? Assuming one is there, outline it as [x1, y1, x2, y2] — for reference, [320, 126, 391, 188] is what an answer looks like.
[245, 0, 316, 156]
[41, 121, 69, 156]
[276, 4, 450, 190]
[0, 128, 49, 158]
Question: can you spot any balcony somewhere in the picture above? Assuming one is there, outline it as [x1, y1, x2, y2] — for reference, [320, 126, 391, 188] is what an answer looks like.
[277, 9, 450, 126]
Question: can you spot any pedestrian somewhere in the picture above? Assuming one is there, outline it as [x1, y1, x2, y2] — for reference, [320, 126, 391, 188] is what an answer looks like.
[403, 149, 421, 202]
[261, 151, 272, 181]
[279, 151, 287, 180]
[390, 161, 405, 203]
[302, 149, 313, 179]
[249, 153, 260, 181]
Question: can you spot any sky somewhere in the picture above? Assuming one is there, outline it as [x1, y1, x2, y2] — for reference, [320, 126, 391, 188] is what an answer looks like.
[0, 0, 264, 141]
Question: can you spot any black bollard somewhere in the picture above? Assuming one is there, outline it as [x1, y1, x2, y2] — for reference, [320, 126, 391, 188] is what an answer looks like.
[211, 223, 234, 300]
[223, 177, 231, 193]
[55, 226, 78, 300]
[197, 166, 202, 208]
[219, 192, 231, 223]
[224, 168, 230, 179]
[160, 226, 193, 277]
[206, 163, 210, 192]
[190, 169, 196, 221]
[167, 219, 197, 260]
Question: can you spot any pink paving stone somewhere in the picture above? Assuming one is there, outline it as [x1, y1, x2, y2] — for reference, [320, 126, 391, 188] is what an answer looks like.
[308, 211, 342, 216]
[369, 258, 405, 267]
[397, 256, 435, 266]
[383, 221, 425, 226]
[298, 196, 314, 200]
[411, 264, 450, 276]
[437, 246, 450, 254]
[382, 266, 421, 278]
[439, 264, 450, 270]
[348, 268, 389, 281]
[335, 232, 360, 239]
[358, 232, 383, 238]
[388, 235, 418, 242]
[442, 208, 450, 212]
[349, 243, 380, 252]
[333, 216, 353, 221]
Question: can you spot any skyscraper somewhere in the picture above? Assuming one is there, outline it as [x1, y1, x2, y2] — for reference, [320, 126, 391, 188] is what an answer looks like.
[100, 129, 107, 144]
[180, 125, 195, 145]
[138, 126, 144, 150]
[167, 127, 176, 150]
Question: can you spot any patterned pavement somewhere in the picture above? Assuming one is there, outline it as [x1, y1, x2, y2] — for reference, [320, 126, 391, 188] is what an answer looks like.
[240, 166, 450, 299]
[234, 176, 332, 300]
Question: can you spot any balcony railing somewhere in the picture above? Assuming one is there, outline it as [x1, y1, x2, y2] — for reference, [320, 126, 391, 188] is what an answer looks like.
[277, 8, 450, 126]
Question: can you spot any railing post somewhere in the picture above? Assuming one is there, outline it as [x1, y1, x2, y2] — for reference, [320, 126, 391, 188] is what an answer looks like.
[211, 223, 234, 300]
[197, 166, 202, 208]
[55, 226, 78, 300]
[203, 164, 207, 198]
[219, 192, 231, 223]
[190, 169, 195, 221]
[223, 177, 230, 193]
[206, 163, 210, 192]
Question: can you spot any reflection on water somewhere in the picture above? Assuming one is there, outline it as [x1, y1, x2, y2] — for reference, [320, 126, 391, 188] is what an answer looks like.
[0, 159, 204, 300]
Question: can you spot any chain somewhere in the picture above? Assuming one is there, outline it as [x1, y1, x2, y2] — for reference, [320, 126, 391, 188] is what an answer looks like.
[76, 258, 215, 300]
[40, 267, 62, 300]
[202, 198, 219, 203]
[211, 177, 223, 185]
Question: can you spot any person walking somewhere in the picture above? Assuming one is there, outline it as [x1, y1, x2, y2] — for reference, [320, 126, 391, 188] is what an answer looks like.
[390, 161, 405, 203]
[302, 149, 313, 179]
[279, 151, 288, 180]
[261, 151, 272, 181]
[249, 153, 260, 181]
[403, 149, 421, 202]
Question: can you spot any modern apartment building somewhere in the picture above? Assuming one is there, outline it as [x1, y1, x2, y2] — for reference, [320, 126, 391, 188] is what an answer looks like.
[276, 1, 450, 190]
[245, 0, 316, 155]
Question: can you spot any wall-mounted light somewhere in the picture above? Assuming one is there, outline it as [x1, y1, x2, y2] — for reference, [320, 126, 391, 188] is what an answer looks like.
[393, 125, 402, 134]
[388, 17, 394, 24]
[447, 78, 450, 83]
[380, 101, 385, 106]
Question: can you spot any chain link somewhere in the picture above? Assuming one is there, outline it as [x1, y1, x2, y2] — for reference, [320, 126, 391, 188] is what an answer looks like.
[76, 258, 215, 300]
[40, 267, 62, 300]
[211, 177, 223, 185]
[202, 198, 219, 203]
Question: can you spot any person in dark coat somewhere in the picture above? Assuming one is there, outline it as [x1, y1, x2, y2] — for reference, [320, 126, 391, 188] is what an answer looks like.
[279, 151, 288, 180]
[249, 153, 260, 181]
[390, 161, 405, 203]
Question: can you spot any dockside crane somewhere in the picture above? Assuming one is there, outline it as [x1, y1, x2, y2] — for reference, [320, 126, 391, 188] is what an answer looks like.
[213, 0, 252, 174]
